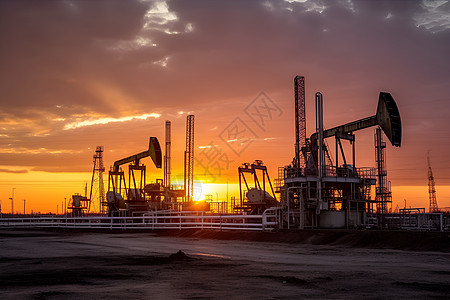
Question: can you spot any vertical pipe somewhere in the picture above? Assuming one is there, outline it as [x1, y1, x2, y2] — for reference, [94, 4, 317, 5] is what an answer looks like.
[352, 139, 356, 176]
[184, 151, 187, 202]
[315, 92, 323, 214]
[299, 183, 305, 230]
[239, 172, 243, 207]
[335, 138, 339, 170]
[165, 121, 172, 204]
[165, 121, 171, 189]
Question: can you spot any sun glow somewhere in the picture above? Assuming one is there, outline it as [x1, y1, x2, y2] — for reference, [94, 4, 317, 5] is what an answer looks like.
[194, 182, 240, 202]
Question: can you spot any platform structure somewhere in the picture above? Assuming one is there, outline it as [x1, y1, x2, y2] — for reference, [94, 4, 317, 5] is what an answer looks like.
[278, 77, 402, 229]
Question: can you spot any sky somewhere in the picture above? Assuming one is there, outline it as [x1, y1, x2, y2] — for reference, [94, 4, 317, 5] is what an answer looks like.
[1, 0, 450, 213]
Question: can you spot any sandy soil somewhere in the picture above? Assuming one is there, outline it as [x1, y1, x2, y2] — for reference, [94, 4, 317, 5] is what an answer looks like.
[1, 229, 449, 299]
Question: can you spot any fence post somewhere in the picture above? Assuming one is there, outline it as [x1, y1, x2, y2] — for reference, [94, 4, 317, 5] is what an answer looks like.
[262, 211, 266, 231]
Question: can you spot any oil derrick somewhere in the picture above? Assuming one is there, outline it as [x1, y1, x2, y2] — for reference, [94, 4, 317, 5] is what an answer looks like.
[184, 115, 194, 202]
[276, 76, 306, 193]
[294, 75, 306, 169]
[428, 152, 438, 213]
[375, 127, 392, 214]
[164, 121, 172, 201]
[90, 146, 105, 213]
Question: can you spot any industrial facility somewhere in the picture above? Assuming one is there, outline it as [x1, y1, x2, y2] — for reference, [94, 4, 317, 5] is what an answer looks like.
[1, 77, 449, 231]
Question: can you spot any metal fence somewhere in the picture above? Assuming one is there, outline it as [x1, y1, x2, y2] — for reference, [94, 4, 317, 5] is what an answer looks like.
[0, 208, 280, 231]
[366, 211, 448, 231]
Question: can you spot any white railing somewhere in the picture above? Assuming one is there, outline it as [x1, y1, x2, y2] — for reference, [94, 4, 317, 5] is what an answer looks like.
[0, 209, 279, 231]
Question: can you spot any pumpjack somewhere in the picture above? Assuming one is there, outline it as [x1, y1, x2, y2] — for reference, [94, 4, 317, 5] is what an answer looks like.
[107, 137, 162, 214]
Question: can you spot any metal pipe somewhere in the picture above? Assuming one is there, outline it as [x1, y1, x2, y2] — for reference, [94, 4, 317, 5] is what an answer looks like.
[285, 186, 305, 230]
[315, 93, 323, 214]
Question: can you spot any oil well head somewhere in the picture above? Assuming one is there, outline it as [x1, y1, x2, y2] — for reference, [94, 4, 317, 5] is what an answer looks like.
[376, 92, 402, 147]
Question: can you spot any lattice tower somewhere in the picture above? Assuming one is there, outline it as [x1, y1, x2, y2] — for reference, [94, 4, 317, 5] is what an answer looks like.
[90, 146, 105, 213]
[428, 152, 438, 213]
[184, 115, 194, 202]
[294, 76, 306, 169]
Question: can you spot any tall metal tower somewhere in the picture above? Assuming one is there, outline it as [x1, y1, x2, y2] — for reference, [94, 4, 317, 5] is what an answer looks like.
[89, 146, 105, 213]
[294, 75, 306, 169]
[427, 152, 438, 213]
[184, 115, 194, 202]
[375, 127, 391, 214]
[164, 121, 171, 188]
[164, 120, 172, 203]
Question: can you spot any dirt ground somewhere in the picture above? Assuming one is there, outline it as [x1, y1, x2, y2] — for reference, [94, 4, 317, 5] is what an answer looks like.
[1, 229, 449, 299]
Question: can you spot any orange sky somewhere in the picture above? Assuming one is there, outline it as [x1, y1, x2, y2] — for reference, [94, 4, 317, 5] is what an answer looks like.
[1, 0, 450, 213]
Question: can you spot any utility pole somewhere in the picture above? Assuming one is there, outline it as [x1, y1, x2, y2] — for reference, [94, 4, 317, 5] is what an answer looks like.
[23, 199, 26, 214]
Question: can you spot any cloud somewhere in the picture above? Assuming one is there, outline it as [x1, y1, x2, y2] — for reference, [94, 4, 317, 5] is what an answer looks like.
[414, 0, 450, 33]
[0, 148, 81, 154]
[152, 56, 170, 68]
[63, 113, 161, 130]
[0, 168, 28, 174]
